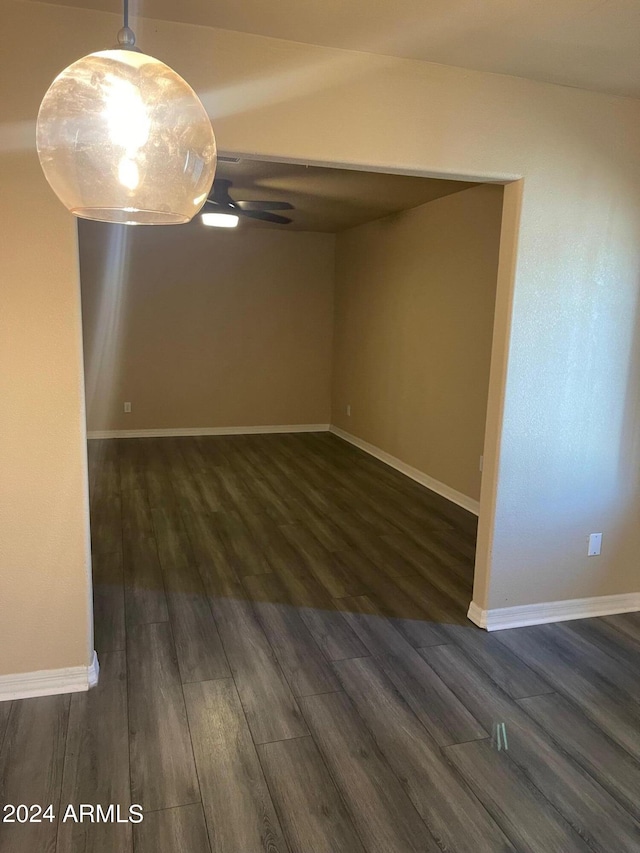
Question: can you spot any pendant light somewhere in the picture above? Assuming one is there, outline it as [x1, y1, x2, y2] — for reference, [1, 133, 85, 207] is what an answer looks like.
[36, 0, 216, 225]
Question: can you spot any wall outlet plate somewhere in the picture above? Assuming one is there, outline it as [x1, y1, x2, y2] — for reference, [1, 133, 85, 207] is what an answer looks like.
[588, 533, 602, 556]
[124, 402, 132, 413]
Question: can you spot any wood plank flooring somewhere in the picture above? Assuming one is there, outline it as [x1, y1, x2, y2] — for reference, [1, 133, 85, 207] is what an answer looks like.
[1, 432, 640, 852]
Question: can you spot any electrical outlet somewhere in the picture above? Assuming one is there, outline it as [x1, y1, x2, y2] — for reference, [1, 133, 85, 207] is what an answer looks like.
[588, 533, 602, 556]
[479, 455, 484, 472]
[346, 404, 351, 417]
[124, 402, 132, 413]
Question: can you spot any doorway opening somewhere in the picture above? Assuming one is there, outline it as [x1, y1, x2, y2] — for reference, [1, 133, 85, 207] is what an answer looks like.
[80, 155, 518, 638]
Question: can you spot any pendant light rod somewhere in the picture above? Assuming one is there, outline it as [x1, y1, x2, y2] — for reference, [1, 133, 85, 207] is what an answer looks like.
[117, 0, 137, 51]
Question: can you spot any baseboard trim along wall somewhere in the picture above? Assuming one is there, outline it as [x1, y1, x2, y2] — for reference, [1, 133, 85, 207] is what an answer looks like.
[329, 425, 479, 515]
[0, 651, 99, 702]
[87, 424, 331, 439]
[467, 592, 640, 631]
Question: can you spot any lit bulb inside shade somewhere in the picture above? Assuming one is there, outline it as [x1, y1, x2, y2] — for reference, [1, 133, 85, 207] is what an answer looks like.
[118, 157, 139, 189]
[104, 74, 150, 152]
[36, 49, 216, 224]
[202, 213, 239, 228]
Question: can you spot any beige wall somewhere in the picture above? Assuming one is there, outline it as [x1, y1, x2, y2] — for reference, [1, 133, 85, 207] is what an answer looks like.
[0, 8, 93, 677]
[2, 1, 640, 679]
[332, 184, 503, 503]
[79, 222, 334, 432]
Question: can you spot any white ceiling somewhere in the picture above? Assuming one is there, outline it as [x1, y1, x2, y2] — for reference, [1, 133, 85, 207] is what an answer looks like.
[37, 0, 640, 98]
[208, 159, 476, 233]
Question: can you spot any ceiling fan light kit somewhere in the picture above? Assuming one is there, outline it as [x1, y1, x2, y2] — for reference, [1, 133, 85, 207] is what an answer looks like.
[203, 178, 294, 226]
[36, 0, 216, 225]
[202, 212, 239, 228]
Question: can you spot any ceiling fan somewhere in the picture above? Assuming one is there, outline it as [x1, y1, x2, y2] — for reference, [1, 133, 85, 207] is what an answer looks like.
[202, 178, 293, 226]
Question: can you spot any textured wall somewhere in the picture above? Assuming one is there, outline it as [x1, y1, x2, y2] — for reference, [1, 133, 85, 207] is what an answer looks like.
[79, 222, 335, 432]
[2, 0, 640, 680]
[332, 184, 503, 503]
[0, 7, 93, 676]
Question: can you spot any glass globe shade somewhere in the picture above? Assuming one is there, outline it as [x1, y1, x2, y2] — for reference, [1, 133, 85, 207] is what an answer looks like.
[36, 49, 216, 225]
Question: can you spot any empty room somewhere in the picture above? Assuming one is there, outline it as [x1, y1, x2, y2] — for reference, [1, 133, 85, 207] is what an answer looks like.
[2, 2, 640, 853]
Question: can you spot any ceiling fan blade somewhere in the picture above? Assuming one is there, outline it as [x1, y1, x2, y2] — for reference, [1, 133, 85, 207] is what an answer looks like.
[203, 199, 238, 211]
[239, 209, 293, 225]
[236, 200, 294, 211]
[208, 178, 237, 206]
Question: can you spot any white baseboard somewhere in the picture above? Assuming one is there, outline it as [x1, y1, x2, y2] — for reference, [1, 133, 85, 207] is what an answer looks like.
[329, 425, 479, 515]
[88, 424, 330, 439]
[0, 651, 99, 702]
[467, 593, 640, 631]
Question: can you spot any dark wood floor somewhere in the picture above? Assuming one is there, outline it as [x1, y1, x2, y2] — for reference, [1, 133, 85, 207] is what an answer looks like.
[2, 432, 640, 852]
